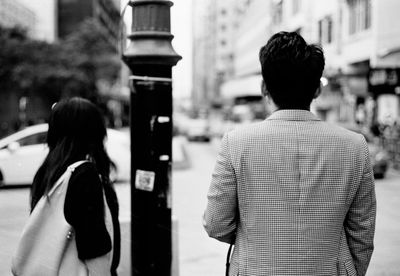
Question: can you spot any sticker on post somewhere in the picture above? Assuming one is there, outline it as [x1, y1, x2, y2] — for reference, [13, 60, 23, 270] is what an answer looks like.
[135, 170, 155, 192]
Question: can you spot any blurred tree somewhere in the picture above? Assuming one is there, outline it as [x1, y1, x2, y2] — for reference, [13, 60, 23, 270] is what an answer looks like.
[64, 19, 120, 81]
[62, 18, 121, 121]
[0, 19, 120, 129]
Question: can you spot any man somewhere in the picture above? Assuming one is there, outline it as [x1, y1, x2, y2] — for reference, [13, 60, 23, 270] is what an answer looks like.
[203, 32, 376, 276]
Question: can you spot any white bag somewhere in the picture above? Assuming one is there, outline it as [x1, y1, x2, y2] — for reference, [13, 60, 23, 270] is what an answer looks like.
[11, 160, 113, 276]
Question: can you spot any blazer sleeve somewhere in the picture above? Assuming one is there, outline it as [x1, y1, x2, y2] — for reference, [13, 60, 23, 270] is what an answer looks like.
[344, 137, 377, 276]
[203, 133, 238, 244]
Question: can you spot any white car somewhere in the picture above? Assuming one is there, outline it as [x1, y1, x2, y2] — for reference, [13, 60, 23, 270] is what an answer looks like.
[185, 118, 211, 142]
[0, 124, 130, 186]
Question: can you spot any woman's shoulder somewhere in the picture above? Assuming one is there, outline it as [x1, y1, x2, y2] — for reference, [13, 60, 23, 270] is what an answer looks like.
[70, 160, 100, 181]
[67, 161, 101, 195]
[64, 161, 104, 223]
[72, 161, 98, 175]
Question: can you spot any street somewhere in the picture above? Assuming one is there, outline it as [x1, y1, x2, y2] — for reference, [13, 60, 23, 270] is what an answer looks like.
[0, 139, 400, 275]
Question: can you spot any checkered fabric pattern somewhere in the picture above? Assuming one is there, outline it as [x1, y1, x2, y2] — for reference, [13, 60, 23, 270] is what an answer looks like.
[203, 110, 376, 276]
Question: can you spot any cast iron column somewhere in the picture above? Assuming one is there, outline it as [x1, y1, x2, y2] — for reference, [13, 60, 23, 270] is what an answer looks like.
[122, 1, 181, 275]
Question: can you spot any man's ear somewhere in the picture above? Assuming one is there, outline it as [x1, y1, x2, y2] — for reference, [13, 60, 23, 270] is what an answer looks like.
[261, 80, 268, 97]
[314, 83, 322, 99]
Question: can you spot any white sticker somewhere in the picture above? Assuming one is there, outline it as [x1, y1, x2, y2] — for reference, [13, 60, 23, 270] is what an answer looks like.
[159, 155, 170, 161]
[135, 170, 155, 192]
[157, 116, 170, 123]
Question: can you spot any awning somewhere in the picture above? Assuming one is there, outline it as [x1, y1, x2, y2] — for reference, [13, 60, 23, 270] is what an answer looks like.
[220, 75, 263, 99]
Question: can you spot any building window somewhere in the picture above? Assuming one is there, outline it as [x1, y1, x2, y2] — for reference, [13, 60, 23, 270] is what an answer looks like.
[220, 24, 226, 31]
[364, 0, 371, 29]
[327, 18, 333, 43]
[318, 16, 334, 44]
[292, 0, 301, 15]
[318, 20, 323, 44]
[273, 0, 283, 24]
[220, 8, 226, 15]
[220, 40, 226, 46]
[245, 0, 253, 6]
[348, 0, 371, 35]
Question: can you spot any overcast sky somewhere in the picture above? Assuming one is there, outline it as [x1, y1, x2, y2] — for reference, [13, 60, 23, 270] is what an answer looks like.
[121, 0, 193, 99]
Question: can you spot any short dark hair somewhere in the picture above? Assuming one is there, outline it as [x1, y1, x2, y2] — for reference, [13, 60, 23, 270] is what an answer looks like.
[259, 31, 325, 109]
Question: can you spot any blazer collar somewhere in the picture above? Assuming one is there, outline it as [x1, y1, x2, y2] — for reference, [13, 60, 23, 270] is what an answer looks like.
[266, 109, 321, 121]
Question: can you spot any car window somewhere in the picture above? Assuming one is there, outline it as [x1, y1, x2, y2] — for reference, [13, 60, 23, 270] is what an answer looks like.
[17, 132, 47, 147]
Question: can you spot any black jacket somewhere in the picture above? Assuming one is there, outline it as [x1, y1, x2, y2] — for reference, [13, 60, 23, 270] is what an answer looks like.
[64, 162, 121, 276]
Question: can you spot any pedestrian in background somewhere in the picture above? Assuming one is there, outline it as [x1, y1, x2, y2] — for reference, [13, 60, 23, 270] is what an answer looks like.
[13, 97, 120, 276]
[203, 32, 376, 276]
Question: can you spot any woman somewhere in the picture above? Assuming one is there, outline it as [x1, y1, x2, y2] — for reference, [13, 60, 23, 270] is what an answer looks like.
[30, 97, 121, 276]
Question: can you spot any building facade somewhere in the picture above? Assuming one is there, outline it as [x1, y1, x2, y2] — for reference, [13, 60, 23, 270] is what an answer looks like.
[191, 0, 242, 112]
[0, 0, 36, 36]
[57, 0, 120, 49]
[18, 0, 56, 42]
[191, 0, 215, 111]
[220, 0, 271, 101]
[14, 0, 120, 47]
[212, 0, 400, 125]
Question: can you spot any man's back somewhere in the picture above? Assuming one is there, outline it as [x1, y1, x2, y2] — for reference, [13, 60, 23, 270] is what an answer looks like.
[204, 110, 376, 276]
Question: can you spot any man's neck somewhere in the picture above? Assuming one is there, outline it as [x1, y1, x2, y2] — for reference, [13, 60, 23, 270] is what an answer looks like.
[276, 107, 310, 111]
[265, 97, 310, 112]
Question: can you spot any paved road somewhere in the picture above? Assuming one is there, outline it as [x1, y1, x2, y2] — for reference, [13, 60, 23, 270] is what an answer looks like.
[0, 140, 399, 275]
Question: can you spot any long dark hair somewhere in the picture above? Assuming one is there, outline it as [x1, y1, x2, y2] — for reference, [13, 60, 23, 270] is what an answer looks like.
[30, 97, 115, 211]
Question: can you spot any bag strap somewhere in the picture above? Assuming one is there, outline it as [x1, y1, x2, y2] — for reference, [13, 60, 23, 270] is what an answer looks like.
[225, 243, 234, 276]
[68, 160, 89, 172]
[47, 160, 89, 196]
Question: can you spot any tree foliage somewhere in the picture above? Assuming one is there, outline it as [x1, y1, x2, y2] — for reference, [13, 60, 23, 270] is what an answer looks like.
[0, 19, 120, 105]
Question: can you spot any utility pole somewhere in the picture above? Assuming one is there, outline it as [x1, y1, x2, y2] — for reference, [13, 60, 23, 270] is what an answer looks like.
[122, 0, 181, 275]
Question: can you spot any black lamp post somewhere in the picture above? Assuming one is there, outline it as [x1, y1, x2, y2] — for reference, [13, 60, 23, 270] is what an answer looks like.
[122, 1, 181, 275]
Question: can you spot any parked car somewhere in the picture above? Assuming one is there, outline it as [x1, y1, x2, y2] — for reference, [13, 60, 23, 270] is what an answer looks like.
[185, 118, 211, 142]
[0, 124, 130, 186]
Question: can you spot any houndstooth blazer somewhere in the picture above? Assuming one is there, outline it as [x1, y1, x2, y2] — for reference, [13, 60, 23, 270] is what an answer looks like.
[203, 110, 376, 276]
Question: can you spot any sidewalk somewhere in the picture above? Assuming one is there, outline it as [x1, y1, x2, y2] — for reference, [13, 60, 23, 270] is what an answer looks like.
[172, 136, 190, 170]
[388, 166, 400, 177]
